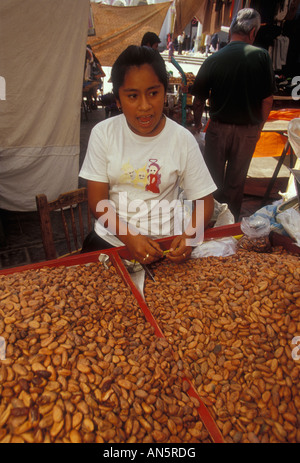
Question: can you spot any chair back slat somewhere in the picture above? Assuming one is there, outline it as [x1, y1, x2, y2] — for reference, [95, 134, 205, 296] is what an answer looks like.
[69, 205, 79, 250]
[36, 194, 57, 260]
[60, 208, 72, 254]
[78, 204, 85, 243]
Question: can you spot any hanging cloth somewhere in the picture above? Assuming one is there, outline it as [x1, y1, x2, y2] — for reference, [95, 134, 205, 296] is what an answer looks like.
[221, 1, 233, 27]
[272, 34, 290, 70]
[232, 0, 243, 18]
[200, 0, 223, 35]
[275, 0, 291, 21]
[285, 0, 300, 20]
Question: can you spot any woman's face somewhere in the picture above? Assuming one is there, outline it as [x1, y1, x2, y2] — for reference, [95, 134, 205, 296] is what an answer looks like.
[117, 64, 166, 137]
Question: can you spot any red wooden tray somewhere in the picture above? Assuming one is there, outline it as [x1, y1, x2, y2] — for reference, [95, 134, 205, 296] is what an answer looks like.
[0, 223, 243, 276]
[0, 224, 245, 443]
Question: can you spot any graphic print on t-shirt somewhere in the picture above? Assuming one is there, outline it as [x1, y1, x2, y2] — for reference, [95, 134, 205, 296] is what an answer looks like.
[120, 158, 161, 193]
[133, 164, 148, 189]
[145, 159, 161, 193]
[120, 162, 136, 184]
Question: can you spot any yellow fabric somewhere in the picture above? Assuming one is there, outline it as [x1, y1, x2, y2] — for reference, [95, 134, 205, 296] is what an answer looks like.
[253, 132, 288, 158]
[88, 2, 171, 67]
[267, 109, 300, 121]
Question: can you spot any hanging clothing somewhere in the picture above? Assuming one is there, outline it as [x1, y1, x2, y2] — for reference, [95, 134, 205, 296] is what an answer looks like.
[201, 0, 224, 34]
[271, 34, 290, 70]
[250, 0, 278, 23]
[222, 1, 233, 27]
[232, 0, 243, 18]
[275, 0, 291, 20]
[285, 0, 300, 20]
[254, 24, 281, 50]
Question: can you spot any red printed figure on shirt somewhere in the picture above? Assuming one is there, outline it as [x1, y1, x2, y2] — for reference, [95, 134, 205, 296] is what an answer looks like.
[146, 159, 161, 193]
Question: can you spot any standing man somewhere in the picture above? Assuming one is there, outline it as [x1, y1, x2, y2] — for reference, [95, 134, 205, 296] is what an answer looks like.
[190, 8, 275, 222]
[204, 34, 211, 56]
[177, 32, 185, 55]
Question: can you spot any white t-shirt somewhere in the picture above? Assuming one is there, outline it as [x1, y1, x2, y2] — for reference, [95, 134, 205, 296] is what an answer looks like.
[79, 114, 216, 246]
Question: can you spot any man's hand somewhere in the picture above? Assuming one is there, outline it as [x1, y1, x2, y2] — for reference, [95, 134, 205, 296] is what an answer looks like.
[192, 96, 206, 131]
[189, 123, 202, 135]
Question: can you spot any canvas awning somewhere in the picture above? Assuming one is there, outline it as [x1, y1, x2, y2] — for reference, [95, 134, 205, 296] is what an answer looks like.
[174, 0, 234, 36]
[0, 0, 90, 211]
[88, 2, 172, 67]
[174, 0, 300, 37]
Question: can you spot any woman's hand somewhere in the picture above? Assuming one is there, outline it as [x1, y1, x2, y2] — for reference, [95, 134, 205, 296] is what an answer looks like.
[124, 234, 164, 265]
[165, 194, 214, 263]
[165, 235, 192, 263]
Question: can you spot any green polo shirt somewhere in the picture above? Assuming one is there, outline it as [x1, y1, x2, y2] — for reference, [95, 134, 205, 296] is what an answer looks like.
[190, 41, 275, 125]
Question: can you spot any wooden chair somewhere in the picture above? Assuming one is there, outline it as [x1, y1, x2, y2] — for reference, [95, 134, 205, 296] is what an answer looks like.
[36, 187, 93, 260]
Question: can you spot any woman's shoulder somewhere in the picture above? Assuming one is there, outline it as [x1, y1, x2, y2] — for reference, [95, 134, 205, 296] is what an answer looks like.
[165, 116, 185, 131]
[165, 117, 197, 143]
[91, 113, 124, 135]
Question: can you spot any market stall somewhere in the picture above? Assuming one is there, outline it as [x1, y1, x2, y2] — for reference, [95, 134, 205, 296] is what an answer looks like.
[0, 223, 299, 444]
[164, 67, 196, 127]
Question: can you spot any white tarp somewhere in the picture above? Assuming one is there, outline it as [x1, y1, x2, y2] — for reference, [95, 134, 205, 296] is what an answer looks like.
[0, 0, 90, 211]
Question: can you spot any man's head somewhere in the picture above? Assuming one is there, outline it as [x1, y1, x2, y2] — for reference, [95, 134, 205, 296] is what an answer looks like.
[141, 32, 161, 50]
[230, 8, 261, 43]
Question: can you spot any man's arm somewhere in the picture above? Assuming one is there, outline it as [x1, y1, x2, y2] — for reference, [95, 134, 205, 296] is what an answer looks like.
[192, 96, 207, 132]
[260, 95, 273, 130]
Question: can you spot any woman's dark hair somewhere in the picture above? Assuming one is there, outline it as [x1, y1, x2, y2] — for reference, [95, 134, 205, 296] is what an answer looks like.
[111, 45, 169, 99]
[141, 31, 161, 47]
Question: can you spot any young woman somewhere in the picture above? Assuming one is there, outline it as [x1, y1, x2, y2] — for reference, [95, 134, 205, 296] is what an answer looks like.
[79, 45, 216, 264]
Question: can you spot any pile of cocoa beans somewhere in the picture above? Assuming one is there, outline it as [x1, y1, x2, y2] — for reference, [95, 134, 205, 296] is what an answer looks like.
[1, 245, 299, 444]
[0, 262, 210, 443]
[144, 247, 300, 443]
